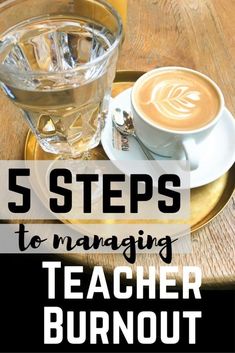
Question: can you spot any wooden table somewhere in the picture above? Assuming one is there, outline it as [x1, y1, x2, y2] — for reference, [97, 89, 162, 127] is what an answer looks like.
[0, 0, 234, 287]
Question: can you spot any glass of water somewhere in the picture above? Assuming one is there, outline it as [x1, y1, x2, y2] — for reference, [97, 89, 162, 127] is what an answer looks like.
[0, 0, 123, 158]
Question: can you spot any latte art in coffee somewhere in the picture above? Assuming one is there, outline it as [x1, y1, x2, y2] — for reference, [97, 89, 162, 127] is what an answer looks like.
[133, 70, 220, 131]
[149, 83, 201, 119]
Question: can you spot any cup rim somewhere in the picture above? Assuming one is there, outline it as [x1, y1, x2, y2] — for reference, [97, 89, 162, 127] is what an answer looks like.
[0, 0, 123, 77]
[131, 66, 225, 135]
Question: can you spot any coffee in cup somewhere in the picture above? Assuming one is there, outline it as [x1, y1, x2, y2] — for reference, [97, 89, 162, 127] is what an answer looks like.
[133, 69, 220, 131]
[131, 67, 224, 170]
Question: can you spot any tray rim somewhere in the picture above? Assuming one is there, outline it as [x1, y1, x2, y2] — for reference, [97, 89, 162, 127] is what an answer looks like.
[24, 70, 235, 234]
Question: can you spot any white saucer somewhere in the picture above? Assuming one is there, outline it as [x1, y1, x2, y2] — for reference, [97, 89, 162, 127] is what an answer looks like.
[101, 88, 235, 188]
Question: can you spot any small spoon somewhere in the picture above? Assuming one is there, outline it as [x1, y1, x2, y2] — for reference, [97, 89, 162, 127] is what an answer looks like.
[112, 108, 170, 160]
[112, 108, 155, 160]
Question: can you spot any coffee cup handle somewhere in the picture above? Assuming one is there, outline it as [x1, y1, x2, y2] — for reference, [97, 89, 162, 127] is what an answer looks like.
[182, 138, 199, 171]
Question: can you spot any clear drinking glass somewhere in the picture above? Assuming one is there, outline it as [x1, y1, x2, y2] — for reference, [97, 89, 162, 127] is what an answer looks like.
[0, 0, 123, 158]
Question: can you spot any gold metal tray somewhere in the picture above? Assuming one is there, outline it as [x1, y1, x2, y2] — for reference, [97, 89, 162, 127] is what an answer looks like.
[24, 70, 235, 233]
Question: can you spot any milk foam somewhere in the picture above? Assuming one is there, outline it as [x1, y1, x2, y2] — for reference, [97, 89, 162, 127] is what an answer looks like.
[134, 69, 220, 131]
[148, 81, 201, 120]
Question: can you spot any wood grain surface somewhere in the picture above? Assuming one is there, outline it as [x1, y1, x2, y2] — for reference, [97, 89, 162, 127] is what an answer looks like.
[0, 0, 234, 286]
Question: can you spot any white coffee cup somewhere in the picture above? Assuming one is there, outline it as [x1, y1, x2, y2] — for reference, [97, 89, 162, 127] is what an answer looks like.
[131, 67, 224, 170]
